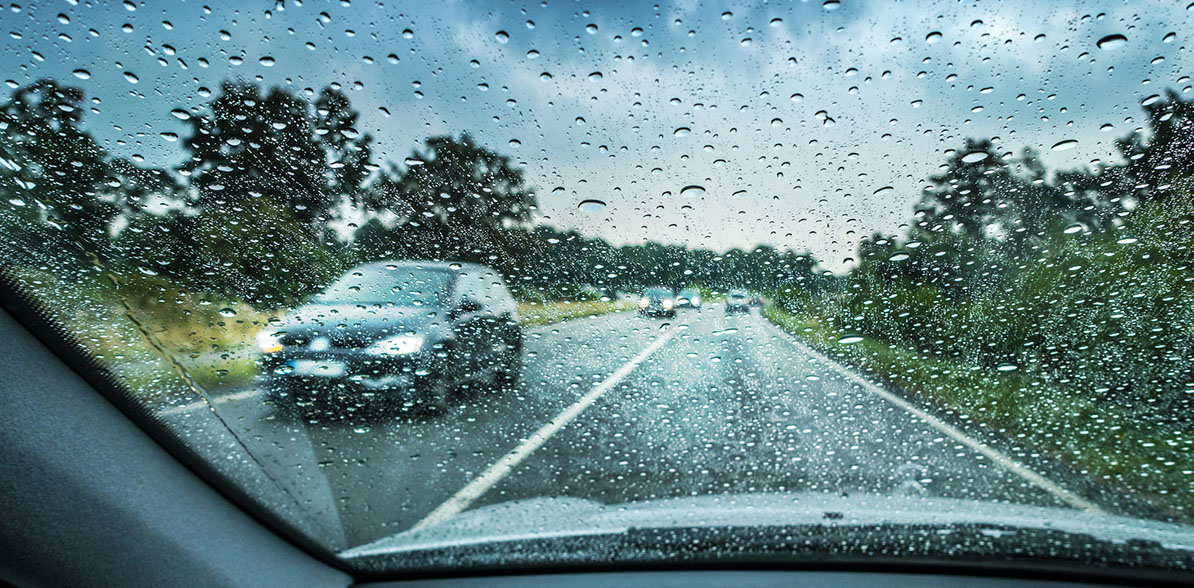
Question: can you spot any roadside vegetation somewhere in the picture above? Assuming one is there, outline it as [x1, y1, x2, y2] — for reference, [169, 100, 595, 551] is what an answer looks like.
[763, 91, 1194, 520]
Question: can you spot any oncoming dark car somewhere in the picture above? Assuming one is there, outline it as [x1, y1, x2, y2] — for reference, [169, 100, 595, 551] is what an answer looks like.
[256, 261, 522, 415]
[638, 286, 676, 318]
[725, 290, 750, 314]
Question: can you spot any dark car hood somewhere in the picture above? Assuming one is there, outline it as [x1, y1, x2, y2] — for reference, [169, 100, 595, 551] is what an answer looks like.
[275, 303, 447, 342]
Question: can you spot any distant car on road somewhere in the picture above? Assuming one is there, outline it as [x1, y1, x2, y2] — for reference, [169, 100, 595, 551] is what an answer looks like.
[748, 291, 764, 307]
[257, 261, 522, 416]
[638, 286, 676, 318]
[725, 290, 750, 314]
[676, 288, 702, 309]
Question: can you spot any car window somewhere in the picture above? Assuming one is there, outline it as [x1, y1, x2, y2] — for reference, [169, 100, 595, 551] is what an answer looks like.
[316, 266, 454, 307]
[2, 0, 1194, 580]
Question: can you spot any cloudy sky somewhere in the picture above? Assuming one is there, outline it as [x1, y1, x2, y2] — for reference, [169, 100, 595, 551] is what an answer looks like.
[2, 0, 1190, 269]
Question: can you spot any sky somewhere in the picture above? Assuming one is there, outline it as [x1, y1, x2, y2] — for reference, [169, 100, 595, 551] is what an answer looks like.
[1, 0, 1191, 270]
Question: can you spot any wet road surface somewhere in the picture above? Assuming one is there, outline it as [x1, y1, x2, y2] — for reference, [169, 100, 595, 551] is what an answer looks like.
[158, 304, 1103, 549]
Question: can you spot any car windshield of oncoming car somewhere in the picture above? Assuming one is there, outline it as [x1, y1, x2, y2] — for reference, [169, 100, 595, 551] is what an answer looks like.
[1, 0, 1194, 579]
[315, 268, 454, 307]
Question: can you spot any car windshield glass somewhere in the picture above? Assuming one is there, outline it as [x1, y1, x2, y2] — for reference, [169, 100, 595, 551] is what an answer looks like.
[2, 0, 1194, 580]
[315, 267, 452, 307]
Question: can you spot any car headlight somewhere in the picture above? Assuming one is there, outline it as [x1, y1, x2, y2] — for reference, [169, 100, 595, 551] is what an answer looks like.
[639, 297, 650, 308]
[662, 298, 674, 310]
[365, 334, 425, 356]
[255, 330, 283, 354]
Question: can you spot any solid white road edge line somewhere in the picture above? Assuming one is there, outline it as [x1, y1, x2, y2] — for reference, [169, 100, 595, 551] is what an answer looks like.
[411, 326, 680, 530]
[762, 318, 1103, 513]
[156, 388, 263, 417]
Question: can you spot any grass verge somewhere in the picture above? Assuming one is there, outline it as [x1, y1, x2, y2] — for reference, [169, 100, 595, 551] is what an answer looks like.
[516, 299, 634, 327]
[762, 305, 1194, 521]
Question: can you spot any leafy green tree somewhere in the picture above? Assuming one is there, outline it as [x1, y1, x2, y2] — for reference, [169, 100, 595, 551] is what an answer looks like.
[179, 82, 332, 234]
[0, 80, 118, 254]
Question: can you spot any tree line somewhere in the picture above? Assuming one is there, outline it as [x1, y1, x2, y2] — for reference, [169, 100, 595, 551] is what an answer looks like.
[0, 79, 825, 308]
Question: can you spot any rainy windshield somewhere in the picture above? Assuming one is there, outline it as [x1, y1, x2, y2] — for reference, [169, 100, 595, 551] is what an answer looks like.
[2, 0, 1193, 578]
[314, 267, 453, 307]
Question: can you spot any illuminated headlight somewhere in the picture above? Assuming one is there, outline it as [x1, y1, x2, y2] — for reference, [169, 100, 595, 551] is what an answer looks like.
[255, 330, 283, 354]
[662, 298, 674, 310]
[639, 297, 650, 308]
[365, 334, 425, 356]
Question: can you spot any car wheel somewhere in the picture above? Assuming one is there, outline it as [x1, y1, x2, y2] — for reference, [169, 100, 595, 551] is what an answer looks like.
[418, 379, 452, 416]
[499, 341, 522, 387]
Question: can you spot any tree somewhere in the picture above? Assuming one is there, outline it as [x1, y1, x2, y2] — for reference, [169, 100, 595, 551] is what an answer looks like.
[179, 82, 332, 235]
[0, 80, 118, 254]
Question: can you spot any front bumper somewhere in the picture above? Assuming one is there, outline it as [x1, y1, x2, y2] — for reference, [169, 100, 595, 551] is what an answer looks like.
[259, 349, 446, 397]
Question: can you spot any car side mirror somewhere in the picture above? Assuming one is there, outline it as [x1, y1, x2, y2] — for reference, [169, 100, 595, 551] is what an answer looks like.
[457, 298, 484, 314]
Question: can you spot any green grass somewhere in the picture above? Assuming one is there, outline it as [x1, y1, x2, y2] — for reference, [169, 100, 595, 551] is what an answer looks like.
[762, 305, 1194, 521]
[516, 299, 634, 327]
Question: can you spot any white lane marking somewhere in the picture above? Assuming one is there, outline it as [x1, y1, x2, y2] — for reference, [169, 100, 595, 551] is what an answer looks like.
[412, 327, 680, 530]
[761, 319, 1103, 513]
[156, 388, 263, 417]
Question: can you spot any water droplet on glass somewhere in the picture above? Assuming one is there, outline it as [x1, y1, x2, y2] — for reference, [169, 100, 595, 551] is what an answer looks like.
[495, 30, 509, 44]
[1051, 139, 1078, 151]
[926, 31, 943, 44]
[680, 185, 706, 198]
[823, 0, 841, 10]
[123, 72, 139, 84]
[673, 127, 691, 137]
[996, 363, 1019, 372]
[873, 186, 894, 196]
[961, 151, 989, 163]
[1096, 34, 1127, 50]
[588, 71, 603, 82]
[585, 24, 598, 34]
[71, 69, 90, 79]
[259, 56, 276, 66]
[1063, 223, 1085, 234]
[889, 252, 910, 262]
[218, 308, 237, 318]
[770, 18, 783, 27]
[578, 199, 606, 213]
[837, 335, 864, 344]
[170, 108, 191, 120]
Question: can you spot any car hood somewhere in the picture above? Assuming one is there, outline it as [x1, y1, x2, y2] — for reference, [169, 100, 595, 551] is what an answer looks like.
[274, 303, 446, 339]
[342, 492, 1194, 560]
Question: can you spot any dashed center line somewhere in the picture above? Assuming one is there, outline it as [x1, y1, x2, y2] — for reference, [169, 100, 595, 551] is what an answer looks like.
[411, 326, 680, 530]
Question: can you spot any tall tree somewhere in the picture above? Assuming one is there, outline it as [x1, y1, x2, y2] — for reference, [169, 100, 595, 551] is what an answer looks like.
[0, 80, 117, 254]
[179, 82, 332, 234]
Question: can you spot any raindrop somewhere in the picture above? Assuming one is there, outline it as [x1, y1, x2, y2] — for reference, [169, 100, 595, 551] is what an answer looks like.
[790, 93, 803, 102]
[539, 72, 553, 82]
[770, 118, 783, 127]
[837, 335, 864, 344]
[218, 308, 237, 318]
[679, 185, 706, 198]
[770, 18, 783, 27]
[1096, 34, 1127, 50]
[259, 56, 276, 67]
[673, 127, 691, 137]
[585, 24, 598, 34]
[588, 71, 603, 82]
[71, 69, 90, 80]
[495, 30, 509, 44]
[160, 132, 178, 142]
[721, 11, 733, 20]
[404, 157, 425, 166]
[961, 151, 989, 163]
[1142, 94, 1161, 106]
[578, 199, 606, 212]
[1051, 139, 1078, 151]
[996, 363, 1019, 372]
[508, 139, 521, 148]
[575, 117, 586, 126]
[926, 31, 943, 44]
[170, 109, 191, 120]
[1063, 223, 1084, 234]
[402, 29, 414, 39]
[732, 190, 747, 198]
[888, 252, 910, 262]
[873, 186, 894, 196]
[823, 0, 841, 10]
[123, 72, 139, 84]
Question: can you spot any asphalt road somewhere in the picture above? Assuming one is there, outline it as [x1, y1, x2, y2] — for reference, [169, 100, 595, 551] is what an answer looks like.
[158, 304, 1104, 549]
